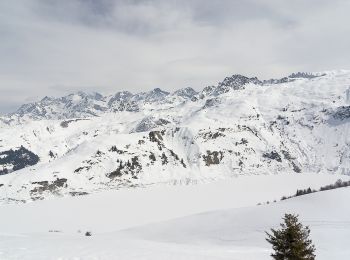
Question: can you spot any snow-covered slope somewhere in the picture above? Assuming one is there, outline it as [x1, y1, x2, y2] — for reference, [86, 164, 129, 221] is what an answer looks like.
[0, 172, 347, 233]
[1, 70, 350, 203]
[0, 177, 348, 259]
[119, 187, 350, 260]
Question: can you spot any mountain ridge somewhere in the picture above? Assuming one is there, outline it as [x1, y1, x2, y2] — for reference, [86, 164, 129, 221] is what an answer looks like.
[3, 71, 327, 121]
[0, 69, 349, 203]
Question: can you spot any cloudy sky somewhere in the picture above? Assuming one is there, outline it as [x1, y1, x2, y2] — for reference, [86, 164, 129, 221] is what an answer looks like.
[1, 0, 350, 113]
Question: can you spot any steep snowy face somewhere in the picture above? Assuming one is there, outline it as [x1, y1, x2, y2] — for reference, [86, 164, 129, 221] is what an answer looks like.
[1, 70, 350, 203]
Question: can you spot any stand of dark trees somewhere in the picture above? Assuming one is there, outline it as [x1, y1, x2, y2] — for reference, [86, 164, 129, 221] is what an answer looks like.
[281, 179, 350, 201]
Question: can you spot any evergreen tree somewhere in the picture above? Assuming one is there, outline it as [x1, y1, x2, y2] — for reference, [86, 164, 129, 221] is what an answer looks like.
[266, 213, 316, 260]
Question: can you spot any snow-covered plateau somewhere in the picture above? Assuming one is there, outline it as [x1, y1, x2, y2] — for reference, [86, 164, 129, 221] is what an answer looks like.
[0, 70, 350, 259]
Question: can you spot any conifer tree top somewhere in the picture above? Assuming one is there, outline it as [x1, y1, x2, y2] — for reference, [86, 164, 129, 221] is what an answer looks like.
[266, 213, 316, 260]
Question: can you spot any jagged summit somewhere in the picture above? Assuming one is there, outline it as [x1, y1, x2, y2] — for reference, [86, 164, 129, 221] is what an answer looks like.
[7, 71, 328, 120]
[263, 71, 326, 85]
[211, 74, 262, 96]
[173, 87, 198, 99]
[288, 72, 324, 79]
[219, 74, 261, 88]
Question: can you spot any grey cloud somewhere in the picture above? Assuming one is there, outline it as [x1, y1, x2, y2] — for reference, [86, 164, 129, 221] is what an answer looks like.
[29, 0, 295, 33]
[0, 0, 350, 113]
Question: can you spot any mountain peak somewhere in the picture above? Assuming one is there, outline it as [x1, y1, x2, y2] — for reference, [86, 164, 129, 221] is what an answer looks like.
[149, 87, 169, 95]
[200, 74, 262, 97]
[143, 88, 170, 102]
[218, 74, 261, 88]
[173, 87, 198, 98]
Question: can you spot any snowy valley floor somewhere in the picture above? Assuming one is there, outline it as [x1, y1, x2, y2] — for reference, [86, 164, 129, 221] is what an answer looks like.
[0, 172, 349, 259]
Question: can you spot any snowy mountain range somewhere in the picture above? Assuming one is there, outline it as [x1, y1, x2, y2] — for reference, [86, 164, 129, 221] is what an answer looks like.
[0, 70, 349, 203]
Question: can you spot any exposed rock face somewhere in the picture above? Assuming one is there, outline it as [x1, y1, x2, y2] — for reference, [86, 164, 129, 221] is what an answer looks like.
[203, 98, 221, 109]
[202, 151, 224, 166]
[263, 72, 325, 85]
[133, 117, 170, 133]
[263, 151, 282, 162]
[213, 75, 262, 95]
[333, 106, 350, 121]
[30, 178, 68, 199]
[108, 92, 140, 112]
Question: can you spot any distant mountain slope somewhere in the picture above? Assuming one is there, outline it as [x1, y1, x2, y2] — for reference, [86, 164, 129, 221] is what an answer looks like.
[0, 70, 349, 203]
